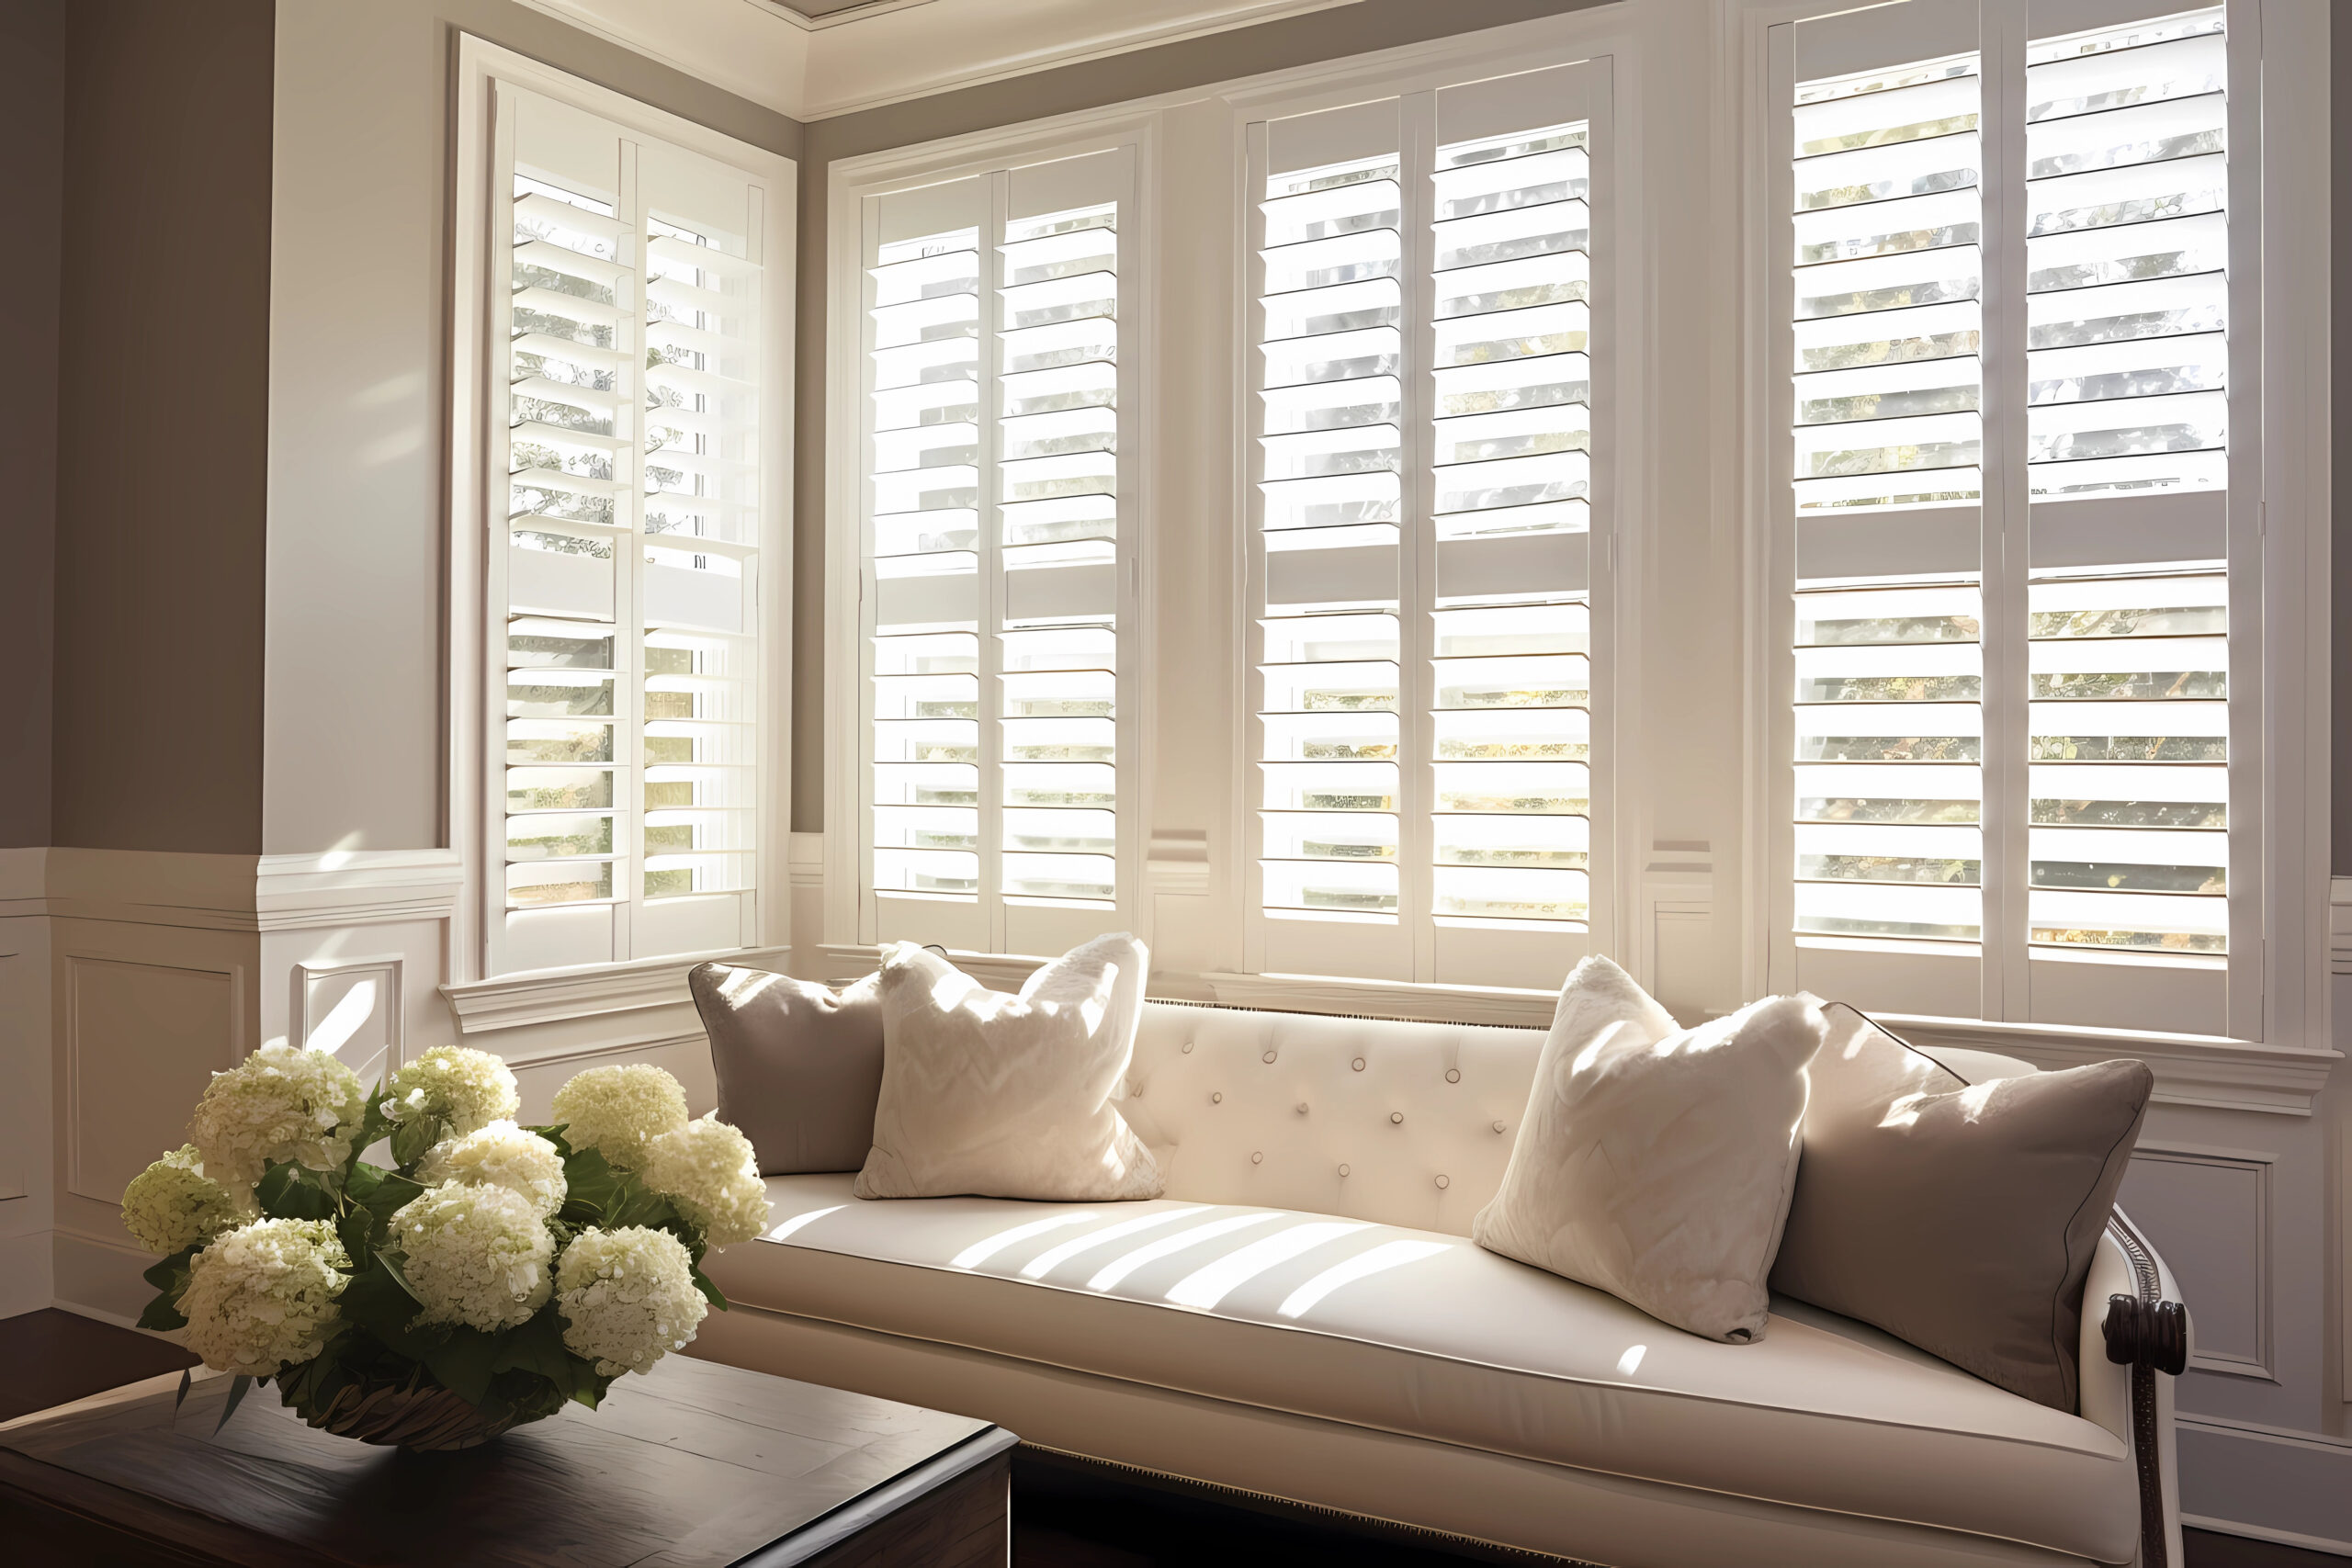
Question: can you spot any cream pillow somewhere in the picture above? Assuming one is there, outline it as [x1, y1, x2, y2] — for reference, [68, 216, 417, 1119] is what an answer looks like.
[854, 934, 1162, 1201]
[1473, 956, 1826, 1342]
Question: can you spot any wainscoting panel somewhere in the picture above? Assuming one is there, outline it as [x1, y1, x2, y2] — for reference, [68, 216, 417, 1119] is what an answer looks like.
[2118, 1145, 2273, 1382]
[292, 955, 402, 1084]
[64, 955, 241, 1206]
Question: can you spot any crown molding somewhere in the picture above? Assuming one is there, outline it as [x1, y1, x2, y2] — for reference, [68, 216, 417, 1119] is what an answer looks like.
[511, 0, 1360, 123]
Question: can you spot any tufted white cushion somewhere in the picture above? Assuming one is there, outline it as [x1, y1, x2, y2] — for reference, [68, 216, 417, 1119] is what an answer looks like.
[1119, 1003, 1544, 1235]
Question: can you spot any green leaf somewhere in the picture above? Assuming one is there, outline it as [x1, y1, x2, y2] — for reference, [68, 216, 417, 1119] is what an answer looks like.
[336, 1250, 433, 1358]
[256, 1160, 339, 1222]
[555, 1145, 627, 1224]
[687, 1261, 729, 1312]
[342, 1167, 424, 1258]
[215, 1373, 254, 1435]
[174, 1369, 192, 1413]
[422, 1326, 501, 1406]
[490, 1309, 579, 1392]
[142, 1242, 201, 1294]
[390, 1113, 444, 1173]
[344, 1080, 393, 1177]
[529, 1123, 573, 1159]
[138, 1292, 190, 1331]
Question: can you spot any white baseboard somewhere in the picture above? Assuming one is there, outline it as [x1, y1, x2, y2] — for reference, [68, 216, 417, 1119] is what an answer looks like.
[0, 1229, 53, 1318]
[2177, 1416, 2352, 1555]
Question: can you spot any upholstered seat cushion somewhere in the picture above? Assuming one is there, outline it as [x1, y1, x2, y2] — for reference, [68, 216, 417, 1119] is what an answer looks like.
[707, 1173, 2137, 1563]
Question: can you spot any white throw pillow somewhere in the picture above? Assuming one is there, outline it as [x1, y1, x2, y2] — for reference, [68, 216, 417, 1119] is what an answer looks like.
[1472, 956, 1826, 1342]
[854, 934, 1163, 1201]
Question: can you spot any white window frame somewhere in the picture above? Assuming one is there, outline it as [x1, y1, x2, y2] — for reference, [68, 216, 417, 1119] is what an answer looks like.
[444, 36, 796, 991]
[1735, 0, 2330, 1051]
[823, 114, 1161, 959]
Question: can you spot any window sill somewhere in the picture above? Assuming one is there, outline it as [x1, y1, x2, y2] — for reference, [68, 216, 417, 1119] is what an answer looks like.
[442, 944, 789, 1035]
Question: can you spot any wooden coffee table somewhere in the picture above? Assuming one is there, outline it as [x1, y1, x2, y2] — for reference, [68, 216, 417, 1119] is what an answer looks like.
[0, 1351, 1013, 1566]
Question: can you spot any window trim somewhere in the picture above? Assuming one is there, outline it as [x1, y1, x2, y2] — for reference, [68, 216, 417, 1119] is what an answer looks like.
[1734, 0, 2331, 1050]
[446, 34, 797, 987]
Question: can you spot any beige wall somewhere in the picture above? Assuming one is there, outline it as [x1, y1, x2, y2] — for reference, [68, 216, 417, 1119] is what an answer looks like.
[51, 0, 276, 855]
[260, 0, 801, 857]
[786, 0, 1615, 831]
[0, 0, 63, 850]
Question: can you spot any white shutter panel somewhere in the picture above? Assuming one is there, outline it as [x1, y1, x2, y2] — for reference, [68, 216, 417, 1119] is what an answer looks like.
[1254, 102, 1408, 941]
[1786, 31, 1987, 957]
[2021, 7, 2229, 974]
[860, 150, 1134, 953]
[491, 87, 771, 975]
[1428, 116, 1593, 931]
[1247, 62, 1611, 986]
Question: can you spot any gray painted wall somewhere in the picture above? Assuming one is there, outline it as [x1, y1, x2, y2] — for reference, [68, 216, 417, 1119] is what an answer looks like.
[260, 0, 802, 855]
[2335, 13, 2348, 874]
[51, 0, 275, 856]
[0, 0, 63, 850]
[786, 0, 1616, 832]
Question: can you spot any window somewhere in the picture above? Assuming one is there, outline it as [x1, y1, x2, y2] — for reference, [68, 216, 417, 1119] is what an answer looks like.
[479, 77, 786, 977]
[1243, 62, 1614, 987]
[1768, 0, 2254, 1037]
[854, 148, 1140, 956]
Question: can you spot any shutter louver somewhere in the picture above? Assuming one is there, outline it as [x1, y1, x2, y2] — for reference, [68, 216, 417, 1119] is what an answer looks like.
[2023, 7, 2229, 959]
[1788, 47, 1987, 949]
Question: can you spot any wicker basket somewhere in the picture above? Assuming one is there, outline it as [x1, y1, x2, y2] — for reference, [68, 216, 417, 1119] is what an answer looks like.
[289, 1370, 552, 1451]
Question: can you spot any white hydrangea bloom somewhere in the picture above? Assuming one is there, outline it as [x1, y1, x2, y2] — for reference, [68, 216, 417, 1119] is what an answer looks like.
[550, 1064, 688, 1170]
[555, 1226, 707, 1376]
[419, 1121, 567, 1218]
[179, 1219, 349, 1374]
[121, 1145, 253, 1255]
[393, 1182, 554, 1332]
[385, 1045, 520, 1137]
[187, 1043, 368, 1192]
[639, 1116, 771, 1247]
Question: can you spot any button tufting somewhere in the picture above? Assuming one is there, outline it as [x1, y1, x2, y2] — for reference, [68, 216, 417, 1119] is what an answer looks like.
[1261, 1049, 1277, 1064]
[1444, 1068, 1461, 1084]
[1492, 1120, 1508, 1134]
[1389, 1111, 1405, 1125]
[1295, 1102, 1309, 1115]
[1435, 1174, 1451, 1190]
[1250, 1151, 1263, 1165]
[1211, 1091, 1224, 1104]
[1338, 1163, 1351, 1178]
[1182, 1041, 1194, 1054]
[1351, 1057, 1365, 1072]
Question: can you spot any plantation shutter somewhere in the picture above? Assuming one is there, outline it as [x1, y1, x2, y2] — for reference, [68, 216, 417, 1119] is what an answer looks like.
[1770, 0, 2254, 1036]
[859, 148, 1137, 954]
[1246, 62, 1612, 987]
[491, 87, 771, 976]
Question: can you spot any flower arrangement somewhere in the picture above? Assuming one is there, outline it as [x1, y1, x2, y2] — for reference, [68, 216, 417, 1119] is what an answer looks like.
[126, 1044, 769, 1450]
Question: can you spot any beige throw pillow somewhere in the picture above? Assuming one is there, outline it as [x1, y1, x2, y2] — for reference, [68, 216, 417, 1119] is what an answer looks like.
[1474, 957, 1826, 1342]
[854, 934, 1162, 1201]
[691, 963, 882, 1175]
[1771, 1004, 2154, 1411]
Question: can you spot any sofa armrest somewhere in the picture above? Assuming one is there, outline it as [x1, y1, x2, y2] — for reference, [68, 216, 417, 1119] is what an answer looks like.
[2081, 1211, 2189, 1568]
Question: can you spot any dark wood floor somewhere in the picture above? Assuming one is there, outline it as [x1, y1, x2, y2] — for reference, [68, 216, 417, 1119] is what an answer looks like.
[0, 1308, 2335, 1567]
